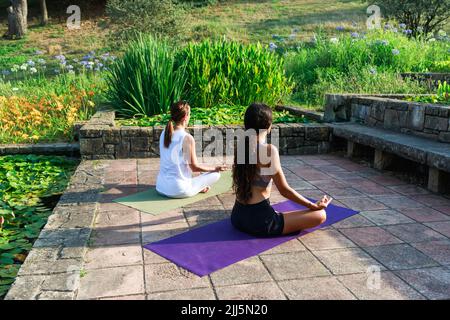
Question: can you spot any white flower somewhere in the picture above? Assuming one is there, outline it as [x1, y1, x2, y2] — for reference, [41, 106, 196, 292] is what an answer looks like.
[428, 38, 436, 42]
[330, 37, 339, 44]
[20, 64, 28, 70]
[29, 67, 38, 73]
[12, 87, 19, 91]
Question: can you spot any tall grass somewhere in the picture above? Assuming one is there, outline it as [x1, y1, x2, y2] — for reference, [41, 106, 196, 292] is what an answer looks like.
[285, 30, 450, 107]
[106, 34, 187, 117]
[179, 40, 293, 108]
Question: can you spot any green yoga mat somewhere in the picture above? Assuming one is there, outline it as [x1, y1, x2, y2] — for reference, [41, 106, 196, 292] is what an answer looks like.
[113, 171, 233, 215]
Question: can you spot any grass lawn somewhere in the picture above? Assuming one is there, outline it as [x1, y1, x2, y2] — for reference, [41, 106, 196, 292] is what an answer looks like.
[185, 0, 369, 43]
[0, 0, 374, 62]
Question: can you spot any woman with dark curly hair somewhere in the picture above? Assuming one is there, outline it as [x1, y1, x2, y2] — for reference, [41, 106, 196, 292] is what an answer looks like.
[231, 103, 332, 237]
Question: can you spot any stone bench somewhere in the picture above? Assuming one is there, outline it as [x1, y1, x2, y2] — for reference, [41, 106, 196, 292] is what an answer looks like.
[329, 122, 450, 193]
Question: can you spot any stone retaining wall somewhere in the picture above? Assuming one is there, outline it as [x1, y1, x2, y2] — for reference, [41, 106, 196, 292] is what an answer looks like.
[324, 94, 450, 143]
[0, 143, 80, 157]
[80, 110, 332, 160]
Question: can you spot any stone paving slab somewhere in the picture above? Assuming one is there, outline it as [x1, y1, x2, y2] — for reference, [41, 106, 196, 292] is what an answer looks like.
[339, 226, 404, 247]
[260, 251, 331, 280]
[360, 209, 415, 226]
[424, 221, 450, 238]
[215, 282, 287, 300]
[395, 207, 450, 223]
[336, 271, 425, 300]
[144, 263, 211, 293]
[395, 267, 450, 299]
[147, 288, 216, 300]
[410, 240, 450, 265]
[332, 215, 375, 229]
[6, 154, 450, 300]
[210, 257, 273, 287]
[278, 277, 356, 300]
[313, 248, 386, 275]
[364, 244, 440, 270]
[77, 265, 145, 300]
[84, 244, 143, 270]
[299, 229, 357, 250]
[383, 223, 446, 243]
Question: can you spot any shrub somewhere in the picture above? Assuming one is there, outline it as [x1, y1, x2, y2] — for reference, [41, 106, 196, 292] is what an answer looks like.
[179, 39, 293, 108]
[106, 34, 187, 117]
[106, 0, 184, 40]
[118, 104, 306, 126]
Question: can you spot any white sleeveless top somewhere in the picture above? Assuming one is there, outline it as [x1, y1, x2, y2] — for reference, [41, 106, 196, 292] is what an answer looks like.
[156, 129, 193, 197]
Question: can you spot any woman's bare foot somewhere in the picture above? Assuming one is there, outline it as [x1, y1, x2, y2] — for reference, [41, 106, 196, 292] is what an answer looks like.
[200, 186, 211, 193]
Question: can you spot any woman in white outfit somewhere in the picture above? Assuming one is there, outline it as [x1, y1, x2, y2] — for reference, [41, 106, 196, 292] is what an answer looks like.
[156, 101, 227, 198]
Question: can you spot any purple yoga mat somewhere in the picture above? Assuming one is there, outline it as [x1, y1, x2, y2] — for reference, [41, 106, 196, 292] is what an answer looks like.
[144, 199, 359, 277]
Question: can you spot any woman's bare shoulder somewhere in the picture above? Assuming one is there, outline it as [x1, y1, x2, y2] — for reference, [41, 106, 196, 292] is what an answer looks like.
[183, 133, 195, 143]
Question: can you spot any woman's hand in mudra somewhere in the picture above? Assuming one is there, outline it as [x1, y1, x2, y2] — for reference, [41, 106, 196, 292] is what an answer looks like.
[313, 195, 332, 210]
[214, 165, 228, 172]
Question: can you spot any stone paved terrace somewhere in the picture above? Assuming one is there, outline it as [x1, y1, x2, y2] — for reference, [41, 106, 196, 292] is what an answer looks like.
[8, 154, 450, 300]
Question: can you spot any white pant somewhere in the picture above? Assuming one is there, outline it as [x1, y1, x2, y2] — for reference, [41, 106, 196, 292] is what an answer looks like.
[162, 172, 221, 199]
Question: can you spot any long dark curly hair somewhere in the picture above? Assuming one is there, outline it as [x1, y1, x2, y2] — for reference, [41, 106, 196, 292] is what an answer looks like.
[232, 103, 273, 203]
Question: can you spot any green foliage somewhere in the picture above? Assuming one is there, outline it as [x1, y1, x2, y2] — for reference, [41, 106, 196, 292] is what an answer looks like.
[106, 0, 184, 40]
[107, 37, 292, 117]
[309, 67, 426, 107]
[368, 0, 450, 37]
[406, 81, 450, 105]
[179, 39, 293, 108]
[432, 60, 450, 72]
[117, 104, 307, 127]
[284, 29, 449, 106]
[106, 34, 187, 117]
[0, 39, 28, 71]
[0, 155, 78, 299]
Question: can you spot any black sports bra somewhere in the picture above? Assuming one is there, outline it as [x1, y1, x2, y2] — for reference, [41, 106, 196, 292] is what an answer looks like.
[252, 142, 273, 188]
[252, 169, 273, 188]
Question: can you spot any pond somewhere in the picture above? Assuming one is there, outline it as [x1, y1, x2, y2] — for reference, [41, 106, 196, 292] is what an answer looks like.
[0, 155, 79, 299]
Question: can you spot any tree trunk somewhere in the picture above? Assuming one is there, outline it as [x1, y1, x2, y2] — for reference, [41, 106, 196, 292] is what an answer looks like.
[4, 0, 28, 39]
[39, 0, 48, 26]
